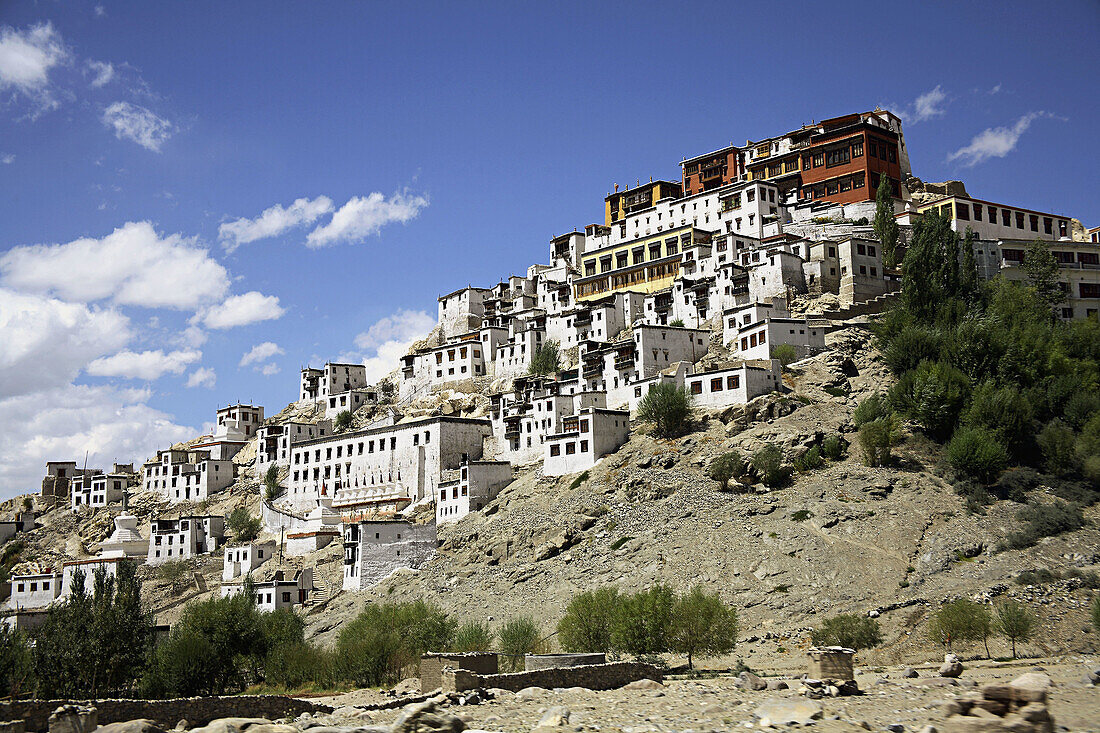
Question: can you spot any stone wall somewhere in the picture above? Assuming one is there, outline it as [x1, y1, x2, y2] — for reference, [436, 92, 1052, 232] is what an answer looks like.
[0, 695, 332, 732]
[807, 648, 854, 681]
[420, 652, 499, 691]
[442, 661, 662, 693]
[523, 653, 606, 671]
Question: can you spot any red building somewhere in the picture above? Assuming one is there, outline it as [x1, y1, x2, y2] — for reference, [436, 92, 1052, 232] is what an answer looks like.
[680, 145, 741, 196]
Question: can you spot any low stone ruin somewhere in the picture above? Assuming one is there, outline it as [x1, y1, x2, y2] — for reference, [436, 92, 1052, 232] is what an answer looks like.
[942, 673, 1055, 733]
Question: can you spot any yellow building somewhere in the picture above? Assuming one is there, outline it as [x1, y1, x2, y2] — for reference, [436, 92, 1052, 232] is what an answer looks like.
[574, 226, 711, 302]
[604, 180, 682, 226]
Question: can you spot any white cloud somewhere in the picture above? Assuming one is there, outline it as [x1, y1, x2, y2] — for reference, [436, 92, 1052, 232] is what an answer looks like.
[173, 324, 208, 349]
[239, 341, 285, 367]
[86, 348, 201, 380]
[0, 22, 69, 114]
[86, 60, 114, 88]
[186, 366, 216, 389]
[102, 101, 173, 152]
[95, 6, 107, 18]
[0, 383, 194, 497]
[1, 154, 12, 164]
[0, 288, 131, 398]
[989, 83, 1002, 95]
[345, 309, 435, 383]
[260, 363, 280, 377]
[0, 221, 230, 310]
[199, 291, 285, 330]
[306, 191, 428, 248]
[219, 196, 334, 252]
[946, 112, 1051, 167]
[896, 85, 947, 124]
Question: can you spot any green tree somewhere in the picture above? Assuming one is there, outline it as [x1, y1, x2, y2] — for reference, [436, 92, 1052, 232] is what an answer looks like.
[708, 452, 746, 491]
[263, 464, 281, 502]
[528, 340, 561, 376]
[227, 506, 262, 542]
[1022, 239, 1062, 308]
[962, 382, 1034, 454]
[750, 445, 791, 488]
[498, 616, 544, 671]
[929, 598, 986, 651]
[637, 382, 693, 439]
[853, 394, 891, 428]
[1038, 420, 1078, 476]
[334, 410, 353, 431]
[810, 613, 883, 652]
[994, 599, 1037, 659]
[668, 587, 738, 669]
[900, 209, 962, 321]
[959, 227, 979, 302]
[873, 173, 900, 268]
[157, 559, 192, 594]
[771, 343, 798, 370]
[947, 426, 1009, 484]
[890, 360, 970, 440]
[611, 585, 675, 658]
[557, 587, 620, 654]
[34, 562, 154, 698]
[452, 621, 494, 652]
[859, 415, 901, 467]
[336, 600, 455, 687]
[0, 626, 34, 697]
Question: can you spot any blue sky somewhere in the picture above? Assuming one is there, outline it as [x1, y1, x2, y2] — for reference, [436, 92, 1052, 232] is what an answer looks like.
[0, 0, 1097, 494]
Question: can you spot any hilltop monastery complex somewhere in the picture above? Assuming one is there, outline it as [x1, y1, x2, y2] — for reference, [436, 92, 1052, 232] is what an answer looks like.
[8, 108, 1100, 622]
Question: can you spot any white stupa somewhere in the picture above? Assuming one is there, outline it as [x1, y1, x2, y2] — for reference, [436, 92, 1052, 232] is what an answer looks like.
[97, 512, 149, 559]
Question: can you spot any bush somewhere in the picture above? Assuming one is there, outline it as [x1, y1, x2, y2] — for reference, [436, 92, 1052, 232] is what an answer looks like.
[993, 468, 1041, 502]
[790, 509, 813, 522]
[0, 626, 34, 697]
[881, 325, 943, 375]
[452, 621, 494, 652]
[947, 426, 1008, 484]
[772, 344, 798, 369]
[810, 614, 883, 651]
[668, 586, 738, 670]
[557, 587, 620, 654]
[853, 394, 890, 429]
[610, 585, 675, 658]
[336, 600, 455, 687]
[1038, 420, 1078, 476]
[637, 382, 693, 439]
[264, 641, 338, 690]
[227, 506, 262, 543]
[157, 559, 192, 594]
[750, 445, 791, 488]
[1092, 595, 1100, 637]
[708, 452, 746, 490]
[528, 340, 561, 376]
[793, 446, 824, 473]
[567, 470, 589, 491]
[890, 360, 970, 440]
[1015, 568, 1060, 586]
[994, 599, 1036, 658]
[334, 410, 353, 431]
[263, 464, 281, 501]
[928, 598, 989, 650]
[498, 616, 544, 671]
[1064, 391, 1100, 430]
[1004, 500, 1085, 549]
[821, 435, 847, 460]
[668, 318, 685, 328]
[859, 416, 900, 467]
[962, 382, 1033, 453]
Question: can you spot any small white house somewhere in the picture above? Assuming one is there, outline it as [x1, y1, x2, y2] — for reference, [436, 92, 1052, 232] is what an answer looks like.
[685, 361, 782, 408]
[7, 571, 62, 610]
[221, 567, 313, 612]
[342, 520, 436, 591]
[436, 459, 513, 524]
[70, 472, 128, 512]
[543, 407, 630, 477]
[222, 540, 276, 582]
[147, 515, 225, 566]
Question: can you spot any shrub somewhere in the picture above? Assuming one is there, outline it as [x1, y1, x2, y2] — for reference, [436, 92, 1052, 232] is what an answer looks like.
[528, 340, 561, 376]
[498, 616, 544, 671]
[227, 506, 262, 543]
[263, 464, 281, 501]
[994, 599, 1036, 658]
[708, 452, 746, 490]
[859, 416, 900, 467]
[1092, 595, 1100, 637]
[637, 382, 693, 439]
[947, 426, 1008, 484]
[334, 410, 353, 431]
[1015, 568, 1060, 586]
[810, 614, 883, 651]
[790, 509, 813, 522]
[853, 394, 890, 429]
[750, 445, 791, 488]
[821, 435, 847, 460]
[928, 598, 988, 650]
[890, 360, 970, 440]
[668, 318, 685, 328]
[1004, 500, 1085, 549]
[567, 470, 589, 491]
[264, 641, 338, 690]
[609, 536, 633, 551]
[962, 382, 1033, 453]
[610, 585, 675, 658]
[882, 325, 943, 375]
[0, 626, 34, 697]
[668, 586, 738, 669]
[1038, 420, 1078, 476]
[993, 468, 1040, 502]
[157, 559, 192, 594]
[557, 587, 620, 654]
[772, 344, 798, 369]
[336, 600, 455, 686]
[793, 446, 824, 473]
[452, 621, 494, 652]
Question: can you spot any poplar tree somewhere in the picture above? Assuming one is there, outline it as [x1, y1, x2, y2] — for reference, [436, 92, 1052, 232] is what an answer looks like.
[873, 175, 900, 268]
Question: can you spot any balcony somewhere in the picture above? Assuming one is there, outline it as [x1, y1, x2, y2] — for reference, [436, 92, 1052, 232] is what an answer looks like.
[583, 363, 603, 379]
[574, 311, 592, 326]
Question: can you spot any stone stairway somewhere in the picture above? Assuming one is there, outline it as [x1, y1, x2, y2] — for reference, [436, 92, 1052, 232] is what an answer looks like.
[821, 289, 900, 322]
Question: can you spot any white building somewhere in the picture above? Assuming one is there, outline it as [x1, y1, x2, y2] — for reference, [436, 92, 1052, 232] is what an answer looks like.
[215, 403, 265, 440]
[70, 472, 128, 513]
[973, 238, 1100, 320]
[324, 388, 379, 420]
[7, 571, 62, 610]
[142, 448, 236, 503]
[147, 515, 225, 566]
[342, 519, 436, 591]
[724, 301, 826, 361]
[284, 416, 493, 513]
[222, 540, 276, 582]
[222, 567, 314, 612]
[256, 420, 332, 472]
[300, 363, 369, 403]
[543, 407, 630, 477]
[438, 286, 492, 340]
[914, 195, 1074, 243]
[436, 459, 512, 524]
[97, 512, 149, 559]
[685, 361, 782, 408]
[0, 511, 34, 545]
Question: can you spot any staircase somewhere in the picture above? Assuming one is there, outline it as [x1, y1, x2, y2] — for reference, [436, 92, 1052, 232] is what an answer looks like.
[821, 289, 901, 322]
[306, 568, 333, 608]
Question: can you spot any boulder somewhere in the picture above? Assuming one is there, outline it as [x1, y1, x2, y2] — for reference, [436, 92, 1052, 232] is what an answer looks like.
[532, 707, 570, 730]
[514, 686, 548, 701]
[939, 653, 963, 678]
[753, 698, 823, 726]
[1009, 672, 1052, 703]
[390, 701, 465, 733]
[48, 706, 97, 733]
[765, 679, 789, 691]
[189, 721, 274, 733]
[96, 722, 166, 733]
[620, 678, 664, 690]
[737, 670, 768, 691]
[903, 667, 919, 679]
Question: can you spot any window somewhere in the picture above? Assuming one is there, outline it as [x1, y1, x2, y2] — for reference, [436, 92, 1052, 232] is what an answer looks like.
[852, 140, 863, 157]
[1002, 209, 1011, 226]
[550, 444, 561, 457]
[565, 442, 576, 455]
[282, 592, 291, 603]
[988, 206, 997, 223]
[711, 378, 723, 392]
[1030, 215, 1039, 232]
[690, 381, 703, 395]
[580, 440, 589, 452]
[825, 147, 850, 167]
[956, 203, 970, 220]
[812, 152, 824, 168]
[1016, 212, 1025, 229]
[727, 375, 739, 389]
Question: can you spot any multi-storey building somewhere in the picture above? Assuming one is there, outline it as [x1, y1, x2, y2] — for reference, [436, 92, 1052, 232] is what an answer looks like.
[256, 420, 332, 472]
[300, 364, 370, 404]
[913, 195, 1074, 242]
[544, 407, 631, 476]
[214, 403, 264, 440]
[723, 301, 827, 361]
[222, 540, 276, 582]
[147, 515, 225, 565]
[605, 180, 682, 227]
[972, 238, 1100, 320]
[70, 470, 129, 512]
[436, 459, 513, 524]
[222, 567, 314, 612]
[574, 226, 712, 303]
[681, 144, 741, 196]
[342, 519, 435, 591]
[141, 448, 236, 503]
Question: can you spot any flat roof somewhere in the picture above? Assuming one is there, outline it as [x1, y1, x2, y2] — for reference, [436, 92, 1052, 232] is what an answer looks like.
[681, 144, 738, 166]
[917, 194, 1069, 220]
[290, 414, 491, 448]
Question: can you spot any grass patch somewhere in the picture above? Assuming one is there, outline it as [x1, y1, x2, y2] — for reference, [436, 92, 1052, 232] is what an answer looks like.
[609, 536, 634, 551]
[790, 510, 813, 522]
[823, 386, 848, 398]
[567, 470, 590, 490]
